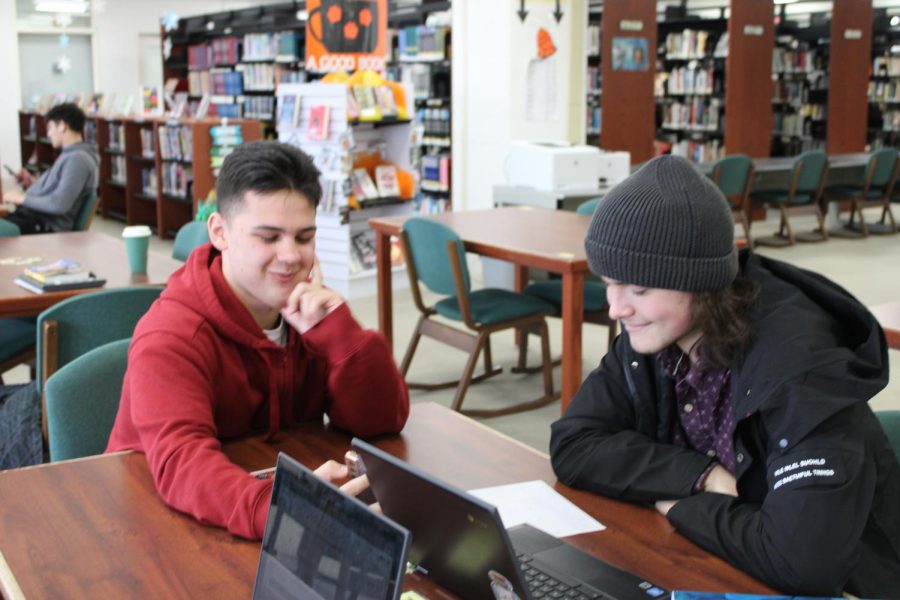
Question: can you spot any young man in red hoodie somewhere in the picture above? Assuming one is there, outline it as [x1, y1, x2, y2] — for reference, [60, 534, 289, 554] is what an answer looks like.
[106, 141, 410, 540]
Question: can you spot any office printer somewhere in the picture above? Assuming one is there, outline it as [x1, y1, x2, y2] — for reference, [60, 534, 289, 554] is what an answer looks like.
[505, 141, 630, 191]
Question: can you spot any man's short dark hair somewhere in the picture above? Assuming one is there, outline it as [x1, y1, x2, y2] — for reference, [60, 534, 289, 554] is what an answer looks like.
[216, 141, 322, 218]
[45, 103, 86, 134]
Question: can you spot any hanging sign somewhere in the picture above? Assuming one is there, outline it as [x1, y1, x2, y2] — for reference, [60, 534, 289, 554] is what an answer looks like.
[844, 29, 862, 40]
[305, 0, 388, 73]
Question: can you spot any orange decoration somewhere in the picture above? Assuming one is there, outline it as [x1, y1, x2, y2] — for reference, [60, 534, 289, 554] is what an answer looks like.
[326, 5, 342, 23]
[359, 8, 373, 27]
[537, 28, 557, 59]
[344, 21, 359, 40]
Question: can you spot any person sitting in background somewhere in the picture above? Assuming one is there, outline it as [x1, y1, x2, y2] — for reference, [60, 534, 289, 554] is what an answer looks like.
[2, 103, 99, 234]
[550, 155, 900, 597]
[106, 141, 410, 539]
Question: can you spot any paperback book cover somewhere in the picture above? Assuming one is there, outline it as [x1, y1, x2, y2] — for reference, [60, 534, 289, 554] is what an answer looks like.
[307, 105, 331, 140]
[374, 165, 400, 197]
[277, 94, 299, 128]
[350, 168, 380, 200]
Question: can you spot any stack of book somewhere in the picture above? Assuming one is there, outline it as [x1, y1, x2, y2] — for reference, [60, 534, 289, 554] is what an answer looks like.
[209, 125, 244, 176]
[14, 259, 105, 294]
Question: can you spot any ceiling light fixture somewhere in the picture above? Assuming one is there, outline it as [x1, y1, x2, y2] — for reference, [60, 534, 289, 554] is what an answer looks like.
[34, 1, 88, 13]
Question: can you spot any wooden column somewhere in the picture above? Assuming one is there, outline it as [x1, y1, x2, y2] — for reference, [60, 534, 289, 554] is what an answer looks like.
[600, 0, 656, 164]
[725, 0, 775, 158]
[828, 0, 872, 153]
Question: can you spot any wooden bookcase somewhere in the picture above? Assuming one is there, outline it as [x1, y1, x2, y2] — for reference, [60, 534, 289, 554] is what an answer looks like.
[17, 111, 62, 174]
[96, 116, 262, 238]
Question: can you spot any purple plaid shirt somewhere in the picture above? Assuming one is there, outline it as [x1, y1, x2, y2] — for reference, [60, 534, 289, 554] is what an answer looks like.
[658, 346, 737, 477]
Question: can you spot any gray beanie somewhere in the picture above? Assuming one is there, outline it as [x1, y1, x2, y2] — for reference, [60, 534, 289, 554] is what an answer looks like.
[584, 155, 738, 292]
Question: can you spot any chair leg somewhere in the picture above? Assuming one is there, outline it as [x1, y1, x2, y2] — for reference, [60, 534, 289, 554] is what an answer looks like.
[538, 320, 555, 399]
[515, 327, 529, 371]
[780, 206, 796, 245]
[855, 201, 869, 237]
[483, 334, 494, 373]
[815, 206, 828, 241]
[450, 334, 487, 413]
[399, 317, 425, 377]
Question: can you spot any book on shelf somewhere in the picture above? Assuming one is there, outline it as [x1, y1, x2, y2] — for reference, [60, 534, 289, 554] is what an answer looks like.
[307, 105, 331, 140]
[278, 94, 300, 128]
[374, 87, 398, 118]
[375, 165, 400, 197]
[350, 168, 380, 200]
[349, 232, 377, 274]
[140, 85, 162, 116]
[351, 85, 380, 120]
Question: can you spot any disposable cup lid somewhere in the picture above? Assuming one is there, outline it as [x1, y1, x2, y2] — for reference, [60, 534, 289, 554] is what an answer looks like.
[122, 225, 152, 238]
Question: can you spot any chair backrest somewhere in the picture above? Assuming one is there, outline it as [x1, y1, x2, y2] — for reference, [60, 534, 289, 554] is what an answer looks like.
[876, 410, 900, 462]
[0, 218, 21, 237]
[73, 191, 99, 231]
[792, 150, 828, 194]
[710, 154, 753, 198]
[402, 218, 470, 295]
[172, 221, 210, 262]
[576, 197, 602, 216]
[36, 286, 163, 393]
[867, 148, 899, 191]
[46, 337, 130, 461]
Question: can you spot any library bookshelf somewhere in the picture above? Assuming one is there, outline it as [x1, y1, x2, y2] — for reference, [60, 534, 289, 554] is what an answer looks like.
[95, 116, 262, 239]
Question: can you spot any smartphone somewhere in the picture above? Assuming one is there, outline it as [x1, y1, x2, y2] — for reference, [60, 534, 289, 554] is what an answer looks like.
[345, 450, 376, 504]
[3, 164, 16, 177]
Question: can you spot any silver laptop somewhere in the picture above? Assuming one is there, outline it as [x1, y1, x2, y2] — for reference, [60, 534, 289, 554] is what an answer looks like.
[253, 452, 410, 600]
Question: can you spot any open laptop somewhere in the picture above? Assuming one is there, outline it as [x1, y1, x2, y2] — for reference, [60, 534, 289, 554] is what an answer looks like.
[253, 452, 410, 600]
[351, 438, 670, 600]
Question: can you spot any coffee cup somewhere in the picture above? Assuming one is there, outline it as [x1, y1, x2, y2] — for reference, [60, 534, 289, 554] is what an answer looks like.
[122, 225, 152, 274]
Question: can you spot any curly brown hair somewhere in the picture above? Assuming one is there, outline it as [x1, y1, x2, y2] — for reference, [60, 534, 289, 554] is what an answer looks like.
[691, 273, 760, 370]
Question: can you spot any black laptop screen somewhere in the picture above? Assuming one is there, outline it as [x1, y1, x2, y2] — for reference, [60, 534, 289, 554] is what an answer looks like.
[254, 454, 408, 600]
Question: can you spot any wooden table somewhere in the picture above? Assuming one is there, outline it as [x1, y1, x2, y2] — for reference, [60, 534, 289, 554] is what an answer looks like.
[0, 402, 774, 599]
[871, 302, 900, 350]
[0, 231, 182, 319]
[370, 206, 592, 410]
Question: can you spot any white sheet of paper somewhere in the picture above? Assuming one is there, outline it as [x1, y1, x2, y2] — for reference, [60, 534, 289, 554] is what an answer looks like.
[469, 480, 605, 538]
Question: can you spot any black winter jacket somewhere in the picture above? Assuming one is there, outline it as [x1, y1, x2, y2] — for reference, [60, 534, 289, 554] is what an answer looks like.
[550, 251, 900, 597]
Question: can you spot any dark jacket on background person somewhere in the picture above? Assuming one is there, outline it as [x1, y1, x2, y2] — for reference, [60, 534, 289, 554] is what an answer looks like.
[550, 251, 900, 597]
[106, 244, 410, 540]
[22, 142, 99, 231]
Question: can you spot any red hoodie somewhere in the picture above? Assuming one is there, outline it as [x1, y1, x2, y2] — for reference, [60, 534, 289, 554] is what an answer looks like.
[106, 244, 409, 539]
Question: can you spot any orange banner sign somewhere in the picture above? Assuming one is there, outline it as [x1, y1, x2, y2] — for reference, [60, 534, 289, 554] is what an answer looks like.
[305, 0, 388, 72]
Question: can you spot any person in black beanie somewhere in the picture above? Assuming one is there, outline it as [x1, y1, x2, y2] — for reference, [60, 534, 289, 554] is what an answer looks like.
[549, 155, 900, 596]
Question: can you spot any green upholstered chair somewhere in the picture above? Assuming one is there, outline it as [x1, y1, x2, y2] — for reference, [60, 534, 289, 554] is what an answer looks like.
[73, 191, 100, 231]
[45, 338, 130, 461]
[824, 148, 899, 237]
[400, 217, 557, 417]
[0, 218, 21, 236]
[0, 220, 34, 383]
[172, 221, 210, 262]
[35, 286, 162, 437]
[522, 198, 618, 352]
[36, 286, 163, 395]
[875, 411, 900, 462]
[710, 154, 755, 247]
[750, 150, 829, 247]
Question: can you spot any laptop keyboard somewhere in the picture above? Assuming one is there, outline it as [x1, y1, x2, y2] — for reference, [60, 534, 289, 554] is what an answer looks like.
[518, 554, 604, 600]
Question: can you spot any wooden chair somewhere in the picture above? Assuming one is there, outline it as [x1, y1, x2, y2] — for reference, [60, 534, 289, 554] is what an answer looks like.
[522, 198, 617, 353]
[825, 148, 899, 237]
[400, 218, 557, 417]
[172, 221, 210, 262]
[36, 286, 163, 436]
[45, 338, 130, 461]
[710, 154, 755, 247]
[750, 150, 829, 247]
